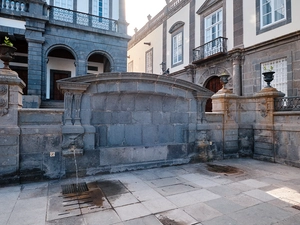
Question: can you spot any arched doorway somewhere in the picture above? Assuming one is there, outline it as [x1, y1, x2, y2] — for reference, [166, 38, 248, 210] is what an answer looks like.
[47, 47, 76, 100]
[87, 53, 111, 74]
[205, 76, 222, 112]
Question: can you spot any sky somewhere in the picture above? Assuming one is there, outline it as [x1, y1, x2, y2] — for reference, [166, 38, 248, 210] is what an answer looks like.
[125, 0, 167, 36]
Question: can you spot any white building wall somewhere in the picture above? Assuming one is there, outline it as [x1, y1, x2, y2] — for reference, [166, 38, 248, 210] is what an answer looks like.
[166, 3, 190, 73]
[127, 24, 163, 74]
[226, 0, 234, 51]
[46, 57, 76, 99]
[243, 0, 300, 48]
[194, 0, 205, 49]
[0, 18, 25, 29]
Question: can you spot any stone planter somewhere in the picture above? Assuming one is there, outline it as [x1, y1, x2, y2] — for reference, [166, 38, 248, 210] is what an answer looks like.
[262, 71, 275, 88]
[0, 44, 17, 70]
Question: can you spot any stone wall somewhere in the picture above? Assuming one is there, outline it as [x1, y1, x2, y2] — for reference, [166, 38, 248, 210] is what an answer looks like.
[18, 109, 64, 181]
[57, 73, 213, 176]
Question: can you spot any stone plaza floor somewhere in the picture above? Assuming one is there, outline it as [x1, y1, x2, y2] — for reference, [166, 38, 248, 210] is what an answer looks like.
[1, 158, 300, 225]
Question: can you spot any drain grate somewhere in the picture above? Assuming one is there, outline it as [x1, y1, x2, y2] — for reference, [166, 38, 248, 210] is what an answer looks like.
[292, 205, 300, 210]
[61, 182, 88, 195]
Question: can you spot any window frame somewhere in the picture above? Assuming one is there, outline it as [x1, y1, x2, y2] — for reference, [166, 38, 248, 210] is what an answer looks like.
[145, 48, 153, 74]
[261, 58, 288, 96]
[172, 30, 183, 67]
[204, 8, 223, 44]
[260, 0, 286, 28]
[256, 0, 291, 35]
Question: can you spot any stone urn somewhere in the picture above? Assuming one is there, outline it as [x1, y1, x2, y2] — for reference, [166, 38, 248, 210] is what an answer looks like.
[262, 71, 275, 88]
[219, 73, 230, 89]
[0, 44, 17, 70]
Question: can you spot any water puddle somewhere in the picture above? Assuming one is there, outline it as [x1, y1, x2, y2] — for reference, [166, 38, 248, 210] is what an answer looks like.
[206, 164, 243, 175]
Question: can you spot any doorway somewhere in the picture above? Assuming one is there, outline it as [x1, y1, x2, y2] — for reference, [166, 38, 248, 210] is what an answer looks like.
[50, 70, 71, 100]
[205, 76, 222, 112]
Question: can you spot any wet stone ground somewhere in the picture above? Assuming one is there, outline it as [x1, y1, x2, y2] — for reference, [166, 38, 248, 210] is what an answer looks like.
[1, 158, 300, 225]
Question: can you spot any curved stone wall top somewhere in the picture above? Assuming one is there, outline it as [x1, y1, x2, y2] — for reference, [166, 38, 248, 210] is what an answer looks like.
[57, 72, 214, 98]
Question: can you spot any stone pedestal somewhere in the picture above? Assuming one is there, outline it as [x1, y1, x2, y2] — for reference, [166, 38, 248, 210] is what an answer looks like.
[253, 87, 285, 161]
[0, 69, 25, 183]
[212, 88, 240, 159]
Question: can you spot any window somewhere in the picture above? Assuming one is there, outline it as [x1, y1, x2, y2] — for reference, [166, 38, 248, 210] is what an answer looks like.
[128, 61, 133, 72]
[172, 32, 183, 66]
[261, 58, 287, 95]
[92, 0, 109, 18]
[145, 49, 153, 74]
[54, 0, 73, 9]
[169, 21, 184, 67]
[205, 9, 223, 43]
[204, 9, 223, 57]
[256, 0, 291, 34]
[261, 0, 286, 28]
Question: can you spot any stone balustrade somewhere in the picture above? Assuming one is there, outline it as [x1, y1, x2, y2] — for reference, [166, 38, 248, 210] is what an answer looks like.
[1, 0, 27, 12]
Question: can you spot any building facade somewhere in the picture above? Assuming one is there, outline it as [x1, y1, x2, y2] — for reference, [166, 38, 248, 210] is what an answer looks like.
[128, 0, 300, 111]
[0, 0, 129, 106]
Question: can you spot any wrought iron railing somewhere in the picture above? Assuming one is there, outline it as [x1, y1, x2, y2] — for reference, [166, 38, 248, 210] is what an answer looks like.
[274, 97, 300, 111]
[49, 6, 118, 32]
[193, 37, 228, 62]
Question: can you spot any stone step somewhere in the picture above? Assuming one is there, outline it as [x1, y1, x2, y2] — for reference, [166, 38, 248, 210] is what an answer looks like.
[40, 100, 64, 109]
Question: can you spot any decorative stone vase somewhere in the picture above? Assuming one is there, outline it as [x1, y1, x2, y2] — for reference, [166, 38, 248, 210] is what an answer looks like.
[219, 73, 230, 89]
[262, 71, 275, 88]
[0, 44, 17, 70]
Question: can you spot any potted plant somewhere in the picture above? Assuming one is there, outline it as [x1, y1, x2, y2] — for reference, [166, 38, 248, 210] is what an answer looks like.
[262, 66, 274, 88]
[0, 36, 17, 70]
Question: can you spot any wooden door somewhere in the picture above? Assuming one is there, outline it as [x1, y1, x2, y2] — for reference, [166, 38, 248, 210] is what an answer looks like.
[52, 72, 69, 100]
[205, 76, 222, 112]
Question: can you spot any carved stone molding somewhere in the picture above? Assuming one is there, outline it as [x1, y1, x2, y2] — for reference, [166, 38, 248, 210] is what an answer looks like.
[0, 84, 8, 116]
[259, 98, 269, 118]
[0, 85, 8, 95]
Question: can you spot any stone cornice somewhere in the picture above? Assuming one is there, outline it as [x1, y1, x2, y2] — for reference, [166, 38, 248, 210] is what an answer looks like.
[244, 31, 300, 54]
[128, 0, 191, 49]
[196, 0, 222, 15]
[57, 72, 214, 97]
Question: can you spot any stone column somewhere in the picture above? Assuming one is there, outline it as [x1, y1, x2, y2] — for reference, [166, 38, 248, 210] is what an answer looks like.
[231, 51, 242, 96]
[0, 68, 25, 183]
[25, 16, 46, 105]
[212, 87, 240, 159]
[193, 92, 215, 162]
[118, 0, 128, 34]
[253, 86, 285, 162]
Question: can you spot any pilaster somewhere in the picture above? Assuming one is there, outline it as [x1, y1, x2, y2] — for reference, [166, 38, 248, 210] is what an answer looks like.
[253, 87, 285, 161]
[0, 68, 25, 183]
[212, 88, 240, 159]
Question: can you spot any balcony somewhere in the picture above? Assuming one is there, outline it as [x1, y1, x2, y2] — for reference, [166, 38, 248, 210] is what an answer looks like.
[0, 0, 28, 12]
[49, 6, 118, 32]
[193, 37, 228, 64]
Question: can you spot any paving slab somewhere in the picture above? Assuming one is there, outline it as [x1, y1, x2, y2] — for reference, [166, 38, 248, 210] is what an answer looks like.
[201, 215, 239, 225]
[244, 189, 276, 202]
[83, 209, 121, 225]
[228, 202, 294, 225]
[183, 202, 223, 222]
[141, 197, 177, 214]
[156, 208, 198, 225]
[114, 203, 151, 221]
[205, 197, 245, 214]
